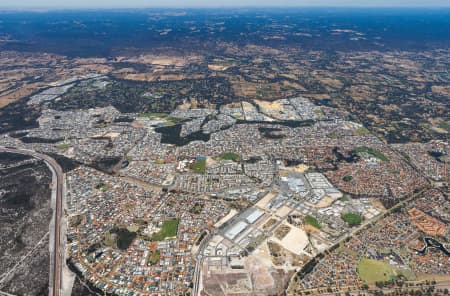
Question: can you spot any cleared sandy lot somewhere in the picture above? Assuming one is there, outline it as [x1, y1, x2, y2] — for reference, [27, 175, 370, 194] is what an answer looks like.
[214, 209, 238, 228]
[256, 192, 276, 210]
[270, 223, 309, 256]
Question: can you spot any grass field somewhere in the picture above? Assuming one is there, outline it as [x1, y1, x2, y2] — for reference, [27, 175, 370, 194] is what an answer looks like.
[127, 225, 139, 232]
[151, 219, 179, 241]
[353, 146, 389, 162]
[305, 215, 321, 229]
[192, 159, 206, 174]
[398, 268, 415, 281]
[357, 258, 395, 283]
[220, 152, 241, 162]
[103, 230, 115, 247]
[341, 213, 363, 226]
[138, 113, 182, 126]
[149, 250, 160, 265]
[139, 112, 168, 118]
[355, 127, 370, 135]
[56, 143, 70, 150]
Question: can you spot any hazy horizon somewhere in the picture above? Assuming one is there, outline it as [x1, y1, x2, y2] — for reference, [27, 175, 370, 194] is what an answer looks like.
[1, 0, 450, 9]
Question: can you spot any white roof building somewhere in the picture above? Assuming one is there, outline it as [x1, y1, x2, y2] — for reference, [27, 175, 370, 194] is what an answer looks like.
[245, 208, 265, 224]
[225, 221, 249, 240]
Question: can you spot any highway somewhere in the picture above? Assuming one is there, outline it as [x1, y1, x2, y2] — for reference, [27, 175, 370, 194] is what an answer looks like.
[192, 232, 211, 296]
[0, 147, 64, 296]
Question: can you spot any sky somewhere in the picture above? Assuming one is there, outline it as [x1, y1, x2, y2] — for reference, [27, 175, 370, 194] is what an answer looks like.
[0, 0, 449, 8]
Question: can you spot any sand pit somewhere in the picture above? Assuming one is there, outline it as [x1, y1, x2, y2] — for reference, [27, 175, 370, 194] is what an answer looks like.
[270, 224, 309, 256]
[241, 101, 257, 112]
[254, 241, 274, 263]
[103, 132, 121, 138]
[292, 164, 309, 173]
[304, 224, 320, 233]
[275, 205, 292, 218]
[256, 192, 276, 210]
[116, 54, 202, 67]
[244, 255, 274, 290]
[208, 64, 232, 71]
[313, 195, 338, 208]
[282, 163, 309, 173]
[254, 99, 283, 111]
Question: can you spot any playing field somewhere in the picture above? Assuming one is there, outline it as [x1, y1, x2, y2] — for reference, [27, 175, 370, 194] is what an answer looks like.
[151, 219, 180, 241]
[305, 215, 321, 229]
[357, 258, 395, 283]
[341, 212, 363, 226]
[353, 146, 389, 161]
[220, 152, 240, 162]
[192, 159, 206, 173]
[149, 250, 160, 265]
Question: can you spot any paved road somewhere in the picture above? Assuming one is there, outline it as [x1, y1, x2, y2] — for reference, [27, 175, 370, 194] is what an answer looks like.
[0, 147, 64, 296]
[192, 231, 212, 296]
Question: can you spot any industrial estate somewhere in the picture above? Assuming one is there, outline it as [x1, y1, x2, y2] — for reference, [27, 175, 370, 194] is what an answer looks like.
[0, 7, 449, 296]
